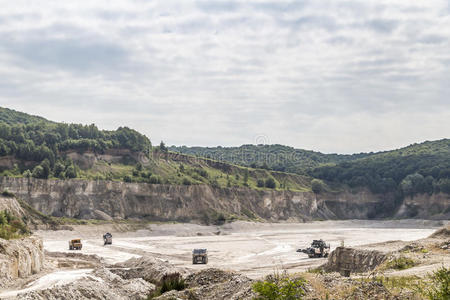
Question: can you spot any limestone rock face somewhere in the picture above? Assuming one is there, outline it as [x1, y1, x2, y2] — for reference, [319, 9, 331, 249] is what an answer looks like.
[0, 177, 448, 222]
[0, 236, 45, 288]
[324, 247, 386, 274]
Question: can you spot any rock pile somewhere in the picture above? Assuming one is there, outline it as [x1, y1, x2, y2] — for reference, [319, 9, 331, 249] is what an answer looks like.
[155, 268, 255, 300]
[20, 268, 155, 300]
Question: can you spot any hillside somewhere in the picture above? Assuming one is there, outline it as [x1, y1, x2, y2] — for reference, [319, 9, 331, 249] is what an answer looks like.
[0, 107, 53, 125]
[169, 144, 371, 174]
[0, 107, 311, 192]
[171, 140, 450, 198]
[311, 139, 450, 197]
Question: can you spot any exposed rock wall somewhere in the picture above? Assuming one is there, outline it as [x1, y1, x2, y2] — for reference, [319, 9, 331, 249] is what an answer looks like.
[324, 247, 387, 274]
[0, 177, 448, 222]
[0, 236, 45, 287]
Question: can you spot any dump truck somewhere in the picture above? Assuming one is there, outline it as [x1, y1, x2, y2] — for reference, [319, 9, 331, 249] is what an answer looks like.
[192, 249, 208, 264]
[297, 239, 330, 258]
[69, 239, 82, 250]
[103, 233, 112, 245]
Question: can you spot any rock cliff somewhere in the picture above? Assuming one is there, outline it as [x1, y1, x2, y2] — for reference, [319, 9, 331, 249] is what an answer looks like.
[0, 177, 448, 222]
[0, 236, 45, 288]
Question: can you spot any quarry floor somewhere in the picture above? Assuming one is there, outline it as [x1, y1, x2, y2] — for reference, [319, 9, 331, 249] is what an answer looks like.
[40, 220, 441, 278]
[0, 219, 444, 298]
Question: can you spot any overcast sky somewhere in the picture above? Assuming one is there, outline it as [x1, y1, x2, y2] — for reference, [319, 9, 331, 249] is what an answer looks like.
[0, 0, 449, 154]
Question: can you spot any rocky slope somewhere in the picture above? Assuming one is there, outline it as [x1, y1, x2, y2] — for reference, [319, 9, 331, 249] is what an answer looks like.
[324, 247, 387, 274]
[0, 236, 45, 288]
[0, 177, 448, 222]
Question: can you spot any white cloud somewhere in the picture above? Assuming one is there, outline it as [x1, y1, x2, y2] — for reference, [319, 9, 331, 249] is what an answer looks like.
[0, 0, 449, 153]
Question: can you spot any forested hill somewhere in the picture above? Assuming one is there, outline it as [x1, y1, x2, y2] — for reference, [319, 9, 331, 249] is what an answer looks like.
[0, 107, 53, 125]
[0, 106, 151, 179]
[171, 140, 450, 197]
[169, 144, 372, 174]
[311, 139, 450, 196]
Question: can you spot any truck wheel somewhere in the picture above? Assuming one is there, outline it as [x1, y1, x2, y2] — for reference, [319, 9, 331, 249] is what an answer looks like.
[69, 246, 73, 250]
[324, 253, 329, 258]
[193, 259, 196, 264]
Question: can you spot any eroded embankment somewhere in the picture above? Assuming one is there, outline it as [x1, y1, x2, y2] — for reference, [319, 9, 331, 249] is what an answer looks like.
[324, 247, 387, 274]
[0, 236, 45, 288]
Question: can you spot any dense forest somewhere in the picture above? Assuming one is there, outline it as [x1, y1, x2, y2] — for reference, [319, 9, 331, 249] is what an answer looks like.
[169, 144, 371, 174]
[311, 139, 450, 197]
[171, 140, 450, 197]
[0, 107, 151, 179]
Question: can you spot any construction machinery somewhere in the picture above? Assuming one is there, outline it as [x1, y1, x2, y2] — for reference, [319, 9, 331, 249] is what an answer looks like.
[103, 233, 112, 245]
[192, 249, 208, 264]
[297, 239, 330, 258]
[69, 239, 82, 250]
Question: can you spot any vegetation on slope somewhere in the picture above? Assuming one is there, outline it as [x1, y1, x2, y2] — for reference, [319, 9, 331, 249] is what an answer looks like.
[0, 107, 150, 178]
[170, 144, 370, 174]
[311, 139, 450, 197]
[0, 107, 311, 191]
[0, 208, 29, 240]
[171, 140, 450, 197]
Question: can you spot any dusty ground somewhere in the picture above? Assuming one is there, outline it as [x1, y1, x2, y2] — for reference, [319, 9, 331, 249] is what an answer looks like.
[0, 219, 445, 298]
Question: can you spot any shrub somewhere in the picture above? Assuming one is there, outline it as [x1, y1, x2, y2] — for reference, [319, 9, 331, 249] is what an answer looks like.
[311, 179, 326, 194]
[1, 190, 15, 197]
[182, 178, 191, 186]
[423, 266, 450, 300]
[253, 271, 307, 300]
[265, 177, 276, 189]
[147, 272, 185, 299]
[0, 210, 30, 240]
[257, 179, 265, 188]
[123, 175, 132, 183]
[148, 175, 162, 184]
[386, 256, 416, 270]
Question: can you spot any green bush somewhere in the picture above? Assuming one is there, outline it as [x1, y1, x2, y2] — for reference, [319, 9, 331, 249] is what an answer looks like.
[424, 266, 450, 300]
[386, 256, 416, 270]
[148, 175, 162, 184]
[147, 272, 185, 299]
[0, 210, 30, 240]
[253, 271, 306, 300]
[311, 179, 326, 194]
[257, 179, 265, 188]
[182, 178, 192, 186]
[265, 177, 276, 189]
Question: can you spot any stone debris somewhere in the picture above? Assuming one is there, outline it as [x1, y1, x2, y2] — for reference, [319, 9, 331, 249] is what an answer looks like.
[112, 255, 186, 284]
[155, 268, 255, 300]
[19, 268, 155, 300]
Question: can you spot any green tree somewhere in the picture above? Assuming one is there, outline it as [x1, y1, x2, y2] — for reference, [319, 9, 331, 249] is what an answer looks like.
[32, 165, 45, 179]
[265, 177, 276, 189]
[311, 179, 326, 194]
[40, 159, 51, 179]
[64, 165, 77, 179]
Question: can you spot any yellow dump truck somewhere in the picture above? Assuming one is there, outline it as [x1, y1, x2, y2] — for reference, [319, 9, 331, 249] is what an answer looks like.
[69, 239, 82, 250]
